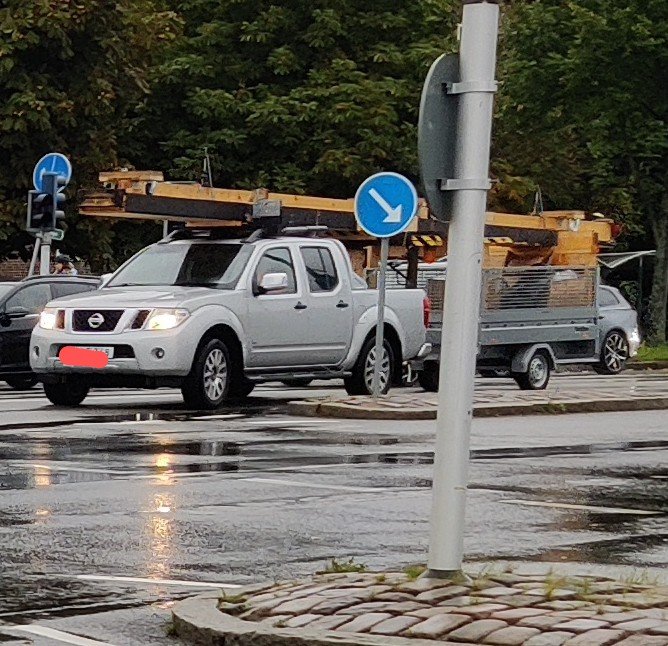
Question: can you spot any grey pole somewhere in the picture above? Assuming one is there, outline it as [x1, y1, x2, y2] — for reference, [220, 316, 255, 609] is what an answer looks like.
[427, 0, 499, 577]
[39, 232, 52, 276]
[28, 234, 41, 277]
[372, 237, 390, 399]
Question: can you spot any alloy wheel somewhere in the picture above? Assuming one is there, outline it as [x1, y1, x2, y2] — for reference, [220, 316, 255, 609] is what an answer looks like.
[203, 348, 228, 402]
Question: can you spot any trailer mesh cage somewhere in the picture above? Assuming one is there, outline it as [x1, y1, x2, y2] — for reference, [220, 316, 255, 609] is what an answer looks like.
[427, 266, 597, 322]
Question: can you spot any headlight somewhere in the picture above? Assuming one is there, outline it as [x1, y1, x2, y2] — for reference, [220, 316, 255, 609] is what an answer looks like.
[39, 308, 58, 330]
[144, 308, 190, 331]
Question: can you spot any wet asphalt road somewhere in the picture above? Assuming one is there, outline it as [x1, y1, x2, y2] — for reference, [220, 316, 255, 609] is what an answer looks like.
[0, 377, 666, 645]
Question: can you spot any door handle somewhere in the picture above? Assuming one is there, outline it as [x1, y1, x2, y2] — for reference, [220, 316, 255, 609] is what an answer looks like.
[294, 302, 308, 310]
[336, 300, 350, 308]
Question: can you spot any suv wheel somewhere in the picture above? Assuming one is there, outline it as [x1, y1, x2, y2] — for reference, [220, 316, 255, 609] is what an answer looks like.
[5, 375, 38, 390]
[594, 330, 629, 375]
[182, 339, 231, 409]
[43, 381, 89, 406]
[344, 337, 394, 396]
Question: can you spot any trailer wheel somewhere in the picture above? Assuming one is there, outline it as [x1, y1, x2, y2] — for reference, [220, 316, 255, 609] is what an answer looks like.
[513, 350, 550, 390]
[417, 361, 440, 392]
[593, 330, 629, 375]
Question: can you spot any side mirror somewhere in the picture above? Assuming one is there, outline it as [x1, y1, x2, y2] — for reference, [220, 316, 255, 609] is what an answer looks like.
[257, 272, 289, 295]
[6, 306, 30, 318]
[99, 273, 113, 288]
[0, 313, 9, 328]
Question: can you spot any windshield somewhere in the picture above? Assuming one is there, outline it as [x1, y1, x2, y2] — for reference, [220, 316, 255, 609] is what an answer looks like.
[107, 242, 252, 289]
[0, 284, 15, 300]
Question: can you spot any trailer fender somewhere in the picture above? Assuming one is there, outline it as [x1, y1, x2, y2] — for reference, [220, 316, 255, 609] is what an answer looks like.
[511, 344, 557, 373]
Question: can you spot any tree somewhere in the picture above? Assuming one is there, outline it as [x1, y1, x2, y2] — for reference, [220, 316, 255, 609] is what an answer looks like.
[135, 0, 459, 198]
[495, 0, 668, 340]
[0, 0, 179, 270]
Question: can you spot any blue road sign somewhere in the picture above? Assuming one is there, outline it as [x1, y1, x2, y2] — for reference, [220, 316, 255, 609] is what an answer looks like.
[33, 153, 72, 193]
[354, 172, 418, 238]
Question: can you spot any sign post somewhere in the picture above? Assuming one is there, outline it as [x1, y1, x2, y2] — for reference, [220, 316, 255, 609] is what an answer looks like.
[354, 172, 418, 398]
[423, 0, 500, 577]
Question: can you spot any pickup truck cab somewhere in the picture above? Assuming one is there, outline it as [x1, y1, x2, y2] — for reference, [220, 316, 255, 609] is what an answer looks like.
[31, 232, 428, 408]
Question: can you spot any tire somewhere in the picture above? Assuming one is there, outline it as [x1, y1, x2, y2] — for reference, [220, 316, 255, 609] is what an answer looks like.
[280, 378, 313, 388]
[181, 338, 231, 409]
[344, 336, 395, 396]
[593, 330, 629, 375]
[417, 361, 440, 392]
[5, 375, 38, 390]
[512, 351, 551, 390]
[43, 381, 89, 406]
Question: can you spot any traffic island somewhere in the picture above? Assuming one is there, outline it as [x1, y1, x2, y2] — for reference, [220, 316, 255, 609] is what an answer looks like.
[287, 386, 668, 420]
[173, 563, 668, 645]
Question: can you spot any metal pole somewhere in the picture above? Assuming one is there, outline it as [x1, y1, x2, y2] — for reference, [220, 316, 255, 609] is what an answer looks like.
[427, 0, 499, 577]
[28, 234, 41, 277]
[372, 237, 390, 399]
[39, 232, 52, 276]
[637, 256, 644, 321]
[406, 245, 420, 289]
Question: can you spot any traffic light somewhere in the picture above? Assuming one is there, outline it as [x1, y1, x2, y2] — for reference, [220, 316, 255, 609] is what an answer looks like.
[42, 172, 66, 230]
[26, 172, 66, 232]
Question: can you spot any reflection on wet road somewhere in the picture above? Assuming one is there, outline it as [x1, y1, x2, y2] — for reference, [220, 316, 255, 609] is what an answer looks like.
[0, 380, 666, 644]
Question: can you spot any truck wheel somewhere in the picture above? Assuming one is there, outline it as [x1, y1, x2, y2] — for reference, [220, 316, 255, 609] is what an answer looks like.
[344, 337, 394, 396]
[417, 361, 440, 392]
[513, 351, 550, 390]
[593, 330, 629, 375]
[182, 339, 231, 409]
[5, 375, 38, 390]
[43, 381, 89, 406]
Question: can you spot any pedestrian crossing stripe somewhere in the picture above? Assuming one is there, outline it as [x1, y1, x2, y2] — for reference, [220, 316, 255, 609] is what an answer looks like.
[410, 234, 443, 247]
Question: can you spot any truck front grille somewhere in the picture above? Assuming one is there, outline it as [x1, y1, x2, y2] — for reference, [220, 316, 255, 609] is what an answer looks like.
[72, 310, 124, 332]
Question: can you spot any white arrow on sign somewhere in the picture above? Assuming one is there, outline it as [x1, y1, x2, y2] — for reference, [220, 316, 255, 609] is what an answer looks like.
[369, 188, 402, 223]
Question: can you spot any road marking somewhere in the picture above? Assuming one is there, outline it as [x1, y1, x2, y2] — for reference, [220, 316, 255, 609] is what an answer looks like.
[242, 477, 378, 493]
[73, 574, 242, 589]
[13, 462, 133, 476]
[8, 625, 115, 646]
[502, 499, 659, 515]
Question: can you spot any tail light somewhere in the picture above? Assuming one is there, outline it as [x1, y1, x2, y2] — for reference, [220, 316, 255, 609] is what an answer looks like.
[423, 296, 431, 328]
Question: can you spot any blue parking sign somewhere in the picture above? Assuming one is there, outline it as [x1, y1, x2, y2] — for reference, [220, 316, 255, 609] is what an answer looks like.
[33, 153, 72, 193]
[354, 172, 418, 238]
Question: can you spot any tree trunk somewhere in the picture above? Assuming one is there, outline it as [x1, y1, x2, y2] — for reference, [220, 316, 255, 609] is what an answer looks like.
[648, 192, 668, 344]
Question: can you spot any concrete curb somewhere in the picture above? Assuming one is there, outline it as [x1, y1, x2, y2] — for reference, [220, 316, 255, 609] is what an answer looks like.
[628, 360, 668, 370]
[287, 396, 668, 420]
[173, 592, 437, 646]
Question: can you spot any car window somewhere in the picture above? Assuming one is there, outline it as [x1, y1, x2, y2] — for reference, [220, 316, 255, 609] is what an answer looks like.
[51, 282, 98, 298]
[599, 288, 619, 307]
[5, 284, 52, 314]
[254, 247, 297, 294]
[301, 247, 339, 293]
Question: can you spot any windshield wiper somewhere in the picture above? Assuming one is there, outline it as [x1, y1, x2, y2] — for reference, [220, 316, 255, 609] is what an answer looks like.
[174, 281, 219, 288]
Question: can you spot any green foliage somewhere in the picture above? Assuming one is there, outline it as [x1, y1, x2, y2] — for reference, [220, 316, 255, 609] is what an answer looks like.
[495, 0, 668, 337]
[0, 0, 179, 268]
[319, 557, 367, 574]
[136, 0, 458, 197]
[636, 344, 668, 363]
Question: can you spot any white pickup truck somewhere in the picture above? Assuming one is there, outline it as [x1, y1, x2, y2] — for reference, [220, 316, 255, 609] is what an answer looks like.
[31, 232, 429, 408]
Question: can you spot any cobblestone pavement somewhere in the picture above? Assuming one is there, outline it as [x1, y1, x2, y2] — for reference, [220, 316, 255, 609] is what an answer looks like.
[218, 566, 668, 645]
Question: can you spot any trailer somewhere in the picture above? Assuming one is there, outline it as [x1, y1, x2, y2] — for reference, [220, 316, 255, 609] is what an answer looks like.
[417, 265, 625, 391]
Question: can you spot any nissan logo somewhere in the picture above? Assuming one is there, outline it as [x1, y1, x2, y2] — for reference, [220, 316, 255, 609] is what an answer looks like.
[87, 313, 105, 329]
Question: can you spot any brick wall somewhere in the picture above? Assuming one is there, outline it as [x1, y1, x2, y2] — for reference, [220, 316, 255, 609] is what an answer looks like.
[0, 257, 92, 281]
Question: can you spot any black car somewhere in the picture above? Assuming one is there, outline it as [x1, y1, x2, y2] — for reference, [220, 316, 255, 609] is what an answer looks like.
[0, 275, 100, 390]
